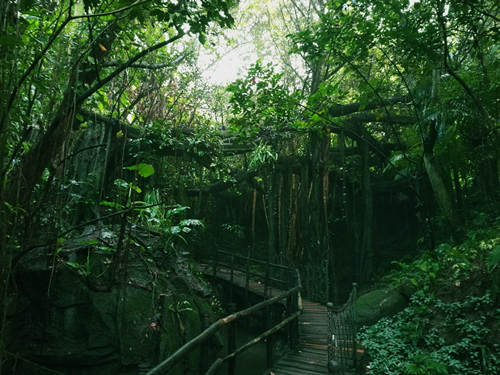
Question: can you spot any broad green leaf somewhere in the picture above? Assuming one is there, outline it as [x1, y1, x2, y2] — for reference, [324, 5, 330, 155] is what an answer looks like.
[124, 163, 155, 178]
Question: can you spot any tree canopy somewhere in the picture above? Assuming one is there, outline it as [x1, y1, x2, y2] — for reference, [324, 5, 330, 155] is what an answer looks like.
[0, 0, 499, 373]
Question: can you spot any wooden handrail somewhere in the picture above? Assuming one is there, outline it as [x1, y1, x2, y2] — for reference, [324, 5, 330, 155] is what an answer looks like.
[145, 284, 301, 375]
[209, 249, 292, 293]
[147, 249, 302, 375]
[216, 249, 290, 271]
[204, 310, 302, 375]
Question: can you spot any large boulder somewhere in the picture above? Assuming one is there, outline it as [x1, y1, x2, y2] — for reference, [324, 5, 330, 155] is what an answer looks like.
[6, 226, 220, 375]
[354, 288, 408, 326]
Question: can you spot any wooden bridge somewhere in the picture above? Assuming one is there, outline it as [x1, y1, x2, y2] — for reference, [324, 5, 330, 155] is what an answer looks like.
[145, 250, 358, 375]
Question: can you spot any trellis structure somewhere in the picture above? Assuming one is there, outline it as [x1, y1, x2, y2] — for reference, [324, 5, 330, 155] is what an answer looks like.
[326, 283, 359, 374]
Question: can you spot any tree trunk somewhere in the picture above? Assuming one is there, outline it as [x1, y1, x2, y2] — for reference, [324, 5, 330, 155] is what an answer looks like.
[420, 70, 459, 234]
[358, 131, 373, 283]
[285, 173, 298, 262]
[423, 152, 459, 230]
[267, 171, 278, 263]
[298, 130, 330, 301]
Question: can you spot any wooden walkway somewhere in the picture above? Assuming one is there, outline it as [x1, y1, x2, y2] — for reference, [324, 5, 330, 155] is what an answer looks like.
[200, 264, 329, 375]
[268, 300, 328, 375]
[199, 264, 287, 299]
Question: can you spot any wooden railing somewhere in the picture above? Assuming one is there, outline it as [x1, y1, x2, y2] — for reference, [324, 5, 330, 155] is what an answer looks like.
[210, 249, 294, 301]
[146, 251, 302, 375]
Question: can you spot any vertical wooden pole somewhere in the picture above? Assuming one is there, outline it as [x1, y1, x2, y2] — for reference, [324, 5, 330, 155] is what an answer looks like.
[265, 305, 273, 369]
[230, 253, 234, 282]
[227, 303, 237, 375]
[286, 270, 294, 349]
[251, 189, 256, 249]
[200, 312, 208, 373]
[213, 248, 218, 278]
[291, 292, 298, 348]
[326, 301, 333, 366]
[264, 261, 270, 297]
[292, 270, 300, 347]
[286, 295, 293, 348]
[230, 253, 235, 301]
[352, 283, 358, 370]
[244, 254, 250, 307]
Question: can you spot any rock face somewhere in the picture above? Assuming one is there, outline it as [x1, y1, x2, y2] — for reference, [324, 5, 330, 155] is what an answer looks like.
[5, 227, 221, 375]
[354, 288, 408, 326]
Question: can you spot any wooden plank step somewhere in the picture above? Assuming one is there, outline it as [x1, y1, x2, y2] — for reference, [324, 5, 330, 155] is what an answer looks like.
[280, 358, 326, 369]
[266, 295, 329, 375]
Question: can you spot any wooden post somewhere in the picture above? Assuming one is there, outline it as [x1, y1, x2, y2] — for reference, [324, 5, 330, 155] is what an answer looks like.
[146, 287, 299, 375]
[290, 291, 297, 348]
[200, 312, 208, 373]
[227, 303, 237, 375]
[264, 260, 270, 297]
[265, 304, 273, 369]
[230, 253, 235, 283]
[291, 271, 300, 348]
[351, 283, 358, 370]
[244, 254, 250, 307]
[213, 248, 218, 278]
[286, 270, 294, 349]
[230, 253, 235, 301]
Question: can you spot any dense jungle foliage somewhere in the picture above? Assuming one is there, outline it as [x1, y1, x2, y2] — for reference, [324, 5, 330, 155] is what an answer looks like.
[0, 0, 498, 374]
[359, 213, 500, 374]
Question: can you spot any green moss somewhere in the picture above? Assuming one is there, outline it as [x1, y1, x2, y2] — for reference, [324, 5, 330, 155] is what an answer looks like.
[355, 288, 408, 326]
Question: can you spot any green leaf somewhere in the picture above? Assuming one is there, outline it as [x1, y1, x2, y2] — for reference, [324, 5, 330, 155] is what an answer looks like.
[124, 163, 155, 178]
[180, 219, 204, 227]
[99, 200, 124, 209]
[169, 226, 181, 235]
[66, 261, 82, 269]
[129, 183, 142, 193]
[4, 201, 14, 212]
[113, 178, 129, 189]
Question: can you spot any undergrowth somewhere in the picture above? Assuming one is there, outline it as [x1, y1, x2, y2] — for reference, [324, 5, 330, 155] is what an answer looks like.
[358, 213, 500, 374]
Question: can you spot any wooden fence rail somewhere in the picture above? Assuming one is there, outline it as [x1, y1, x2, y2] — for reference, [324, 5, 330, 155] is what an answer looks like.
[211, 249, 292, 295]
[146, 251, 302, 375]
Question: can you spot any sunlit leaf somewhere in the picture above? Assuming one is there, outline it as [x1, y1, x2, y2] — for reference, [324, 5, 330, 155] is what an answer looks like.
[124, 163, 155, 178]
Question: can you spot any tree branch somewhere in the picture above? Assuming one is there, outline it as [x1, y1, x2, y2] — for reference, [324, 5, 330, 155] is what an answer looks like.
[0, 16, 72, 133]
[464, 1, 500, 22]
[102, 50, 192, 70]
[185, 170, 258, 196]
[345, 112, 415, 125]
[327, 95, 410, 117]
[72, 0, 151, 20]
[76, 33, 184, 104]
[436, 4, 492, 124]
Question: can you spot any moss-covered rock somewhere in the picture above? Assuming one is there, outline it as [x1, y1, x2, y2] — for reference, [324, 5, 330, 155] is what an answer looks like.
[354, 288, 408, 326]
[6, 226, 221, 375]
